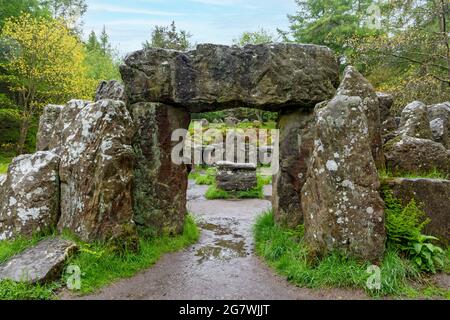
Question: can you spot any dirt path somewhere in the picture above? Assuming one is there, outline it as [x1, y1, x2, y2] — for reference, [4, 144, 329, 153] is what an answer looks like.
[64, 182, 368, 300]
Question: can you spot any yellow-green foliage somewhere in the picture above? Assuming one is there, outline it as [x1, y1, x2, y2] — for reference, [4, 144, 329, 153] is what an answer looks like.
[0, 13, 96, 110]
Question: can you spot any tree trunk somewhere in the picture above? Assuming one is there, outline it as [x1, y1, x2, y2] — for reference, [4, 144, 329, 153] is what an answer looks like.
[16, 117, 30, 155]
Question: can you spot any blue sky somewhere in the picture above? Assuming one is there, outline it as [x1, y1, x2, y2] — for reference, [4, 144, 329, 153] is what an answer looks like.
[83, 0, 298, 55]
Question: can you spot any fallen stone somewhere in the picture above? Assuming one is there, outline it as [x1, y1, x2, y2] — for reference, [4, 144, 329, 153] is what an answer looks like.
[0, 152, 60, 240]
[273, 108, 314, 228]
[95, 80, 126, 102]
[36, 104, 64, 151]
[336, 66, 385, 168]
[0, 237, 78, 284]
[382, 178, 449, 245]
[51, 100, 136, 242]
[131, 102, 190, 236]
[302, 95, 386, 262]
[121, 43, 339, 112]
[428, 102, 450, 148]
[384, 135, 450, 175]
[216, 161, 257, 191]
[399, 101, 432, 139]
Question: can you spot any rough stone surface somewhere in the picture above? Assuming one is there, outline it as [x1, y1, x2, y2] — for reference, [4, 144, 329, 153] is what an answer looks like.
[428, 102, 450, 148]
[121, 43, 339, 112]
[376, 92, 394, 123]
[0, 152, 60, 240]
[273, 108, 314, 228]
[95, 80, 126, 102]
[216, 161, 257, 191]
[37, 104, 64, 151]
[336, 66, 385, 169]
[399, 101, 432, 139]
[302, 95, 386, 262]
[383, 178, 449, 245]
[52, 100, 136, 242]
[384, 135, 450, 175]
[225, 116, 239, 126]
[131, 102, 190, 236]
[0, 238, 78, 283]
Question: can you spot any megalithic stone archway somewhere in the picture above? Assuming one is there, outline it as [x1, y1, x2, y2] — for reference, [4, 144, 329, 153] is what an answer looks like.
[120, 43, 340, 235]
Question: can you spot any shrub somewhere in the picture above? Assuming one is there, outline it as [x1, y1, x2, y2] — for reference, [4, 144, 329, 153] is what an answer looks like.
[383, 188, 445, 273]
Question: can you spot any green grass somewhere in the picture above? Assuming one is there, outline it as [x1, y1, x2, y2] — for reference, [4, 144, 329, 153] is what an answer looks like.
[205, 176, 266, 200]
[379, 167, 449, 180]
[0, 216, 200, 299]
[253, 211, 448, 298]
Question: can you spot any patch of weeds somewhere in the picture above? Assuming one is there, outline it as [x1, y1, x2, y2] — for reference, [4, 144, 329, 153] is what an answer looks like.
[62, 215, 200, 295]
[379, 167, 448, 180]
[253, 211, 448, 298]
[0, 216, 199, 299]
[0, 280, 60, 300]
[383, 188, 445, 273]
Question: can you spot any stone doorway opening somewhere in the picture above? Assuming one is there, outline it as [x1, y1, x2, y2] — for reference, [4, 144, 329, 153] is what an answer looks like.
[121, 43, 340, 237]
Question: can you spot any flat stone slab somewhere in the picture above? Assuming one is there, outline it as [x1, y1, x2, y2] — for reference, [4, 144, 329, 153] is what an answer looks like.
[217, 161, 257, 171]
[121, 43, 339, 112]
[0, 237, 78, 284]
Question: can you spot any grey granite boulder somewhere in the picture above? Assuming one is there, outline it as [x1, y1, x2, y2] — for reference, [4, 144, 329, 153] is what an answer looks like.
[384, 135, 450, 175]
[0, 237, 78, 284]
[216, 161, 257, 191]
[428, 102, 450, 148]
[0, 152, 60, 240]
[398, 101, 432, 139]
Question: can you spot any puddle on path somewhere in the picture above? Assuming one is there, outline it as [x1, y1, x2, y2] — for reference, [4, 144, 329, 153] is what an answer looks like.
[195, 239, 247, 264]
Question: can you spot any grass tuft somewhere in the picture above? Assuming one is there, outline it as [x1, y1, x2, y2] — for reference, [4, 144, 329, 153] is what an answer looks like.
[253, 211, 447, 298]
[0, 215, 199, 299]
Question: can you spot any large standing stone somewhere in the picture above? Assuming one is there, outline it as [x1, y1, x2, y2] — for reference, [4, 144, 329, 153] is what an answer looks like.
[53, 100, 136, 242]
[398, 101, 432, 139]
[95, 80, 126, 102]
[382, 178, 449, 246]
[302, 95, 386, 262]
[0, 152, 60, 240]
[428, 102, 450, 148]
[216, 161, 257, 191]
[0, 237, 78, 284]
[120, 43, 339, 112]
[384, 135, 450, 175]
[273, 108, 314, 228]
[131, 102, 190, 236]
[36, 104, 63, 151]
[336, 66, 385, 168]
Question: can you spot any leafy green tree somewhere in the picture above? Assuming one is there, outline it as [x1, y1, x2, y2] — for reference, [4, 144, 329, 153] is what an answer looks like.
[282, 0, 377, 58]
[233, 28, 275, 46]
[350, 0, 450, 111]
[143, 21, 192, 51]
[84, 28, 121, 83]
[0, 0, 49, 29]
[0, 13, 94, 153]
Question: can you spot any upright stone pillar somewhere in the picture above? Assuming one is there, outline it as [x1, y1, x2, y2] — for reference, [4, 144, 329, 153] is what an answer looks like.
[273, 108, 315, 228]
[302, 95, 386, 262]
[131, 102, 190, 236]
